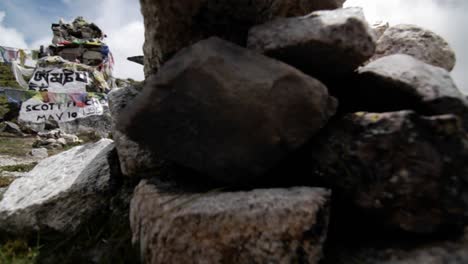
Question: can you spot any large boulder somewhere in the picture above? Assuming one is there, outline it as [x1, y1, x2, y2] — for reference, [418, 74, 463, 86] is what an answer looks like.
[354, 54, 468, 129]
[371, 24, 456, 71]
[118, 37, 337, 184]
[130, 180, 331, 264]
[139, 0, 346, 76]
[0, 139, 118, 238]
[247, 7, 376, 78]
[108, 87, 162, 178]
[307, 111, 468, 234]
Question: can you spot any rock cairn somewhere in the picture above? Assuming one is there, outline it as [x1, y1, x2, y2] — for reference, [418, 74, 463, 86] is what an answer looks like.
[1, 1, 467, 263]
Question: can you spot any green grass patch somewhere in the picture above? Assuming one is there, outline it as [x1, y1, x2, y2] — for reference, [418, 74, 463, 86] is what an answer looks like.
[0, 136, 36, 157]
[0, 62, 22, 89]
[0, 162, 37, 173]
[0, 95, 12, 119]
[0, 240, 39, 264]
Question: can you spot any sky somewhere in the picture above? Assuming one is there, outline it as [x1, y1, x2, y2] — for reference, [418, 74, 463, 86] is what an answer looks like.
[0, 0, 466, 91]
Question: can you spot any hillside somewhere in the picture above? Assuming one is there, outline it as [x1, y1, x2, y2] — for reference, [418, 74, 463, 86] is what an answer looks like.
[0, 63, 21, 89]
[0, 63, 20, 120]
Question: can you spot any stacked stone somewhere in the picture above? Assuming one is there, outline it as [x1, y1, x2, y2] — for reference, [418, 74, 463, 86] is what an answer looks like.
[1, 1, 468, 263]
[115, 1, 468, 263]
[48, 16, 109, 67]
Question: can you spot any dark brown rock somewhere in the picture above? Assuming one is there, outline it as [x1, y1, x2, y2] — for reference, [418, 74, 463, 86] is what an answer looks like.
[308, 111, 468, 234]
[130, 180, 331, 264]
[118, 37, 337, 184]
[139, 0, 346, 76]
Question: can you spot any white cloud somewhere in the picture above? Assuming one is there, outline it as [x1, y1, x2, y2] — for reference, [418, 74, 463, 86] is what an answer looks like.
[104, 21, 144, 81]
[344, 0, 468, 92]
[30, 37, 51, 51]
[0, 11, 29, 49]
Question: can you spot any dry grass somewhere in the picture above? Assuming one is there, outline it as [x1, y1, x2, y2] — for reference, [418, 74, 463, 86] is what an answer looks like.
[0, 135, 36, 157]
[0, 176, 15, 188]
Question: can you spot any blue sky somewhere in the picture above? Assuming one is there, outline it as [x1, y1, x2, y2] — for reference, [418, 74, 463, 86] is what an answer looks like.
[0, 0, 467, 90]
[0, 0, 66, 44]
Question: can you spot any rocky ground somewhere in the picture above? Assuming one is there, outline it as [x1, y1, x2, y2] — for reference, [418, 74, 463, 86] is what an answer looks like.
[0, 134, 43, 200]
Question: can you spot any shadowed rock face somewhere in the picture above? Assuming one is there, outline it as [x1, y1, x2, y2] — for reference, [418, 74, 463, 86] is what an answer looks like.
[307, 111, 468, 234]
[130, 180, 331, 264]
[139, 0, 346, 76]
[371, 24, 456, 71]
[248, 7, 376, 78]
[118, 37, 337, 185]
[108, 86, 162, 178]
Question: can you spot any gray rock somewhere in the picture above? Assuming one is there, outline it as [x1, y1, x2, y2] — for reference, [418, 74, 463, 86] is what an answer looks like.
[108, 87, 161, 177]
[0, 155, 41, 167]
[62, 133, 81, 144]
[308, 111, 468, 234]
[371, 24, 456, 71]
[140, 0, 346, 76]
[247, 7, 376, 78]
[118, 37, 337, 184]
[0, 139, 117, 238]
[45, 138, 57, 144]
[2, 121, 24, 136]
[58, 107, 112, 138]
[38, 129, 61, 139]
[356, 54, 468, 130]
[130, 180, 331, 264]
[371, 21, 389, 39]
[56, 138, 67, 146]
[30, 148, 48, 159]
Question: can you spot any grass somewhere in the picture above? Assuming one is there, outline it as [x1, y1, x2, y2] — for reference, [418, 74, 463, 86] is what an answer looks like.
[0, 240, 39, 264]
[0, 136, 37, 157]
[0, 63, 22, 89]
[0, 95, 12, 119]
[0, 163, 38, 173]
[0, 176, 15, 188]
